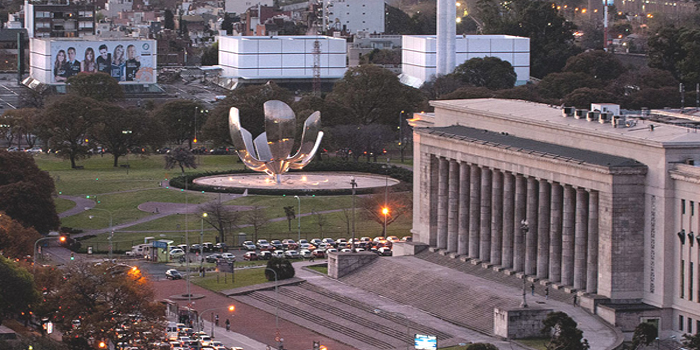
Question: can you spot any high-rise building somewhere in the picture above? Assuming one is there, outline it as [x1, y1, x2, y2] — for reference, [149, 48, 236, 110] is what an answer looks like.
[24, 0, 96, 38]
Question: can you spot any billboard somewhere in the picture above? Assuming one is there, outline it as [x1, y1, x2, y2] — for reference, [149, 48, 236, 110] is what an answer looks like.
[414, 334, 437, 350]
[49, 40, 155, 84]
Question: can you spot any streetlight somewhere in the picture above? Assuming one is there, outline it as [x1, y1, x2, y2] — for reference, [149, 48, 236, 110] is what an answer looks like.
[373, 308, 410, 350]
[293, 195, 301, 241]
[383, 160, 390, 235]
[350, 177, 357, 251]
[520, 219, 529, 308]
[265, 267, 280, 347]
[85, 207, 114, 260]
[199, 304, 235, 337]
[200, 213, 207, 273]
[382, 207, 389, 236]
[33, 236, 65, 274]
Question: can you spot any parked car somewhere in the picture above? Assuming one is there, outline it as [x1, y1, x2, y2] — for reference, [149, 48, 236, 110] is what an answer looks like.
[298, 239, 309, 245]
[165, 269, 182, 280]
[309, 238, 322, 247]
[299, 249, 312, 259]
[299, 243, 315, 251]
[321, 238, 336, 247]
[202, 242, 214, 252]
[242, 241, 256, 251]
[336, 238, 348, 245]
[340, 248, 352, 253]
[312, 250, 326, 258]
[377, 247, 393, 256]
[6, 146, 19, 152]
[177, 244, 189, 252]
[272, 250, 285, 258]
[190, 244, 202, 253]
[256, 239, 271, 250]
[282, 239, 298, 250]
[214, 243, 228, 252]
[220, 253, 236, 261]
[326, 248, 338, 254]
[169, 249, 185, 259]
[243, 252, 258, 261]
[284, 250, 300, 259]
[270, 240, 283, 249]
[373, 236, 386, 242]
[337, 242, 348, 249]
[205, 254, 222, 263]
[199, 336, 213, 347]
[400, 236, 412, 242]
[386, 236, 400, 243]
[25, 146, 43, 154]
[259, 251, 272, 260]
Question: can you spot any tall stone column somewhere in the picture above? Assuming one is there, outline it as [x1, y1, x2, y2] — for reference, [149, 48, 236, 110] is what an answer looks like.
[437, 158, 449, 249]
[586, 191, 599, 294]
[480, 167, 493, 262]
[447, 160, 459, 252]
[537, 180, 551, 279]
[561, 185, 576, 286]
[469, 165, 481, 258]
[525, 177, 539, 275]
[491, 170, 504, 265]
[428, 154, 439, 246]
[458, 162, 470, 256]
[513, 174, 527, 271]
[549, 183, 563, 282]
[502, 172, 515, 269]
[574, 188, 589, 290]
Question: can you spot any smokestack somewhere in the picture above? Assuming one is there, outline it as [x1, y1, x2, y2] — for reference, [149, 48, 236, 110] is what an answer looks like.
[436, 0, 456, 76]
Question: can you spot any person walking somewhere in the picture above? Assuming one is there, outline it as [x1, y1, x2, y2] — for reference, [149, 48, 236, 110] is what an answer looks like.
[544, 286, 549, 300]
[225, 318, 230, 332]
[215, 314, 219, 327]
[309, 254, 315, 263]
[573, 294, 578, 307]
[530, 283, 535, 296]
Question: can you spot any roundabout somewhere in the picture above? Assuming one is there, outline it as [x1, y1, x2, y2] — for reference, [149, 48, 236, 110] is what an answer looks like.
[192, 172, 401, 192]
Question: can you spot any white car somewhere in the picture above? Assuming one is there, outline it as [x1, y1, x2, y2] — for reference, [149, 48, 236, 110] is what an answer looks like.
[326, 248, 338, 254]
[340, 248, 352, 253]
[220, 253, 236, 261]
[169, 249, 185, 258]
[25, 146, 43, 154]
[272, 250, 285, 258]
[284, 250, 300, 259]
[242, 241, 256, 251]
[299, 249, 312, 258]
[199, 335, 212, 346]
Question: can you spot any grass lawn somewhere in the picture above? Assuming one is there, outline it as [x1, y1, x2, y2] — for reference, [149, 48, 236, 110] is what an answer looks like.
[307, 265, 328, 274]
[54, 196, 76, 214]
[515, 338, 548, 350]
[191, 267, 269, 292]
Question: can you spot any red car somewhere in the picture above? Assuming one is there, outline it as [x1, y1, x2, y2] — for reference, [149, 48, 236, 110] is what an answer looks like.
[243, 252, 258, 261]
[312, 250, 326, 258]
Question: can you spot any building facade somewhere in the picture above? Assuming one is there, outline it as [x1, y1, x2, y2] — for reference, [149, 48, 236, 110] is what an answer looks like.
[410, 98, 700, 337]
[326, 0, 385, 34]
[24, 0, 96, 38]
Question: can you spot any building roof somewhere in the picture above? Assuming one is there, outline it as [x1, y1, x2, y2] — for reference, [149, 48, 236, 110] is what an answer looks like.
[419, 125, 646, 169]
[430, 98, 700, 147]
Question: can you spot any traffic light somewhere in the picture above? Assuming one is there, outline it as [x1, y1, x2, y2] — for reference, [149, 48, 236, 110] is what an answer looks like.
[70, 253, 75, 261]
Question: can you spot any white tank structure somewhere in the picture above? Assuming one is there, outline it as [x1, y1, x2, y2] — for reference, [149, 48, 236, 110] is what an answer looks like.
[228, 100, 324, 184]
[436, 0, 456, 76]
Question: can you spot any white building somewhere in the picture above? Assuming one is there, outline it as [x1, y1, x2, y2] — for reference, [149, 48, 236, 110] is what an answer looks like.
[224, 0, 272, 15]
[327, 0, 385, 34]
[105, 0, 133, 18]
[218, 35, 346, 84]
[401, 34, 530, 88]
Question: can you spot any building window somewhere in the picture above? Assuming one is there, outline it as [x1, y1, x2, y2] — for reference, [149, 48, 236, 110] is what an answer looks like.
[79, 11, 93, 17]
[36, 11, 51, 18]
[79, 21, 93, 29]
[680, 315, 685, 331]
[682, 259, 685, 298]
[690, 317, 694, 333]
[696, 320, 700, 334]
[692, 201, 695, 216]
[683, 199, 686, 214]
[691, 262, 695, 301]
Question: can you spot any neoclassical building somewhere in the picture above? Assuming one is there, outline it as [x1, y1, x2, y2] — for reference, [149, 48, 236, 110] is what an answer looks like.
[410, 98, 700, 336]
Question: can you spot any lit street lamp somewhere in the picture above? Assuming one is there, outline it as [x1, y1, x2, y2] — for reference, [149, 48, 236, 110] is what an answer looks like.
[520, 219, 529, 308]
[382, 207, 389, 236]
[33, 235, 65, 274]
[350, 177, 357, 251]
[199, 304, 235, 337]
[265, 267, 280, 348]
[200, 212, 207, 273]
[85, 207, 114, 260]
[293, 195, 301, 241]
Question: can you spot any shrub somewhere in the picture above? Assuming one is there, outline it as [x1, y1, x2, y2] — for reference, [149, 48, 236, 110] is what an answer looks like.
[265, 257, 295, 281]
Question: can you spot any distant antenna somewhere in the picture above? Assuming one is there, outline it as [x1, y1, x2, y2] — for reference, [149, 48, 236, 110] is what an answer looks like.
[312, 39, 321, 96]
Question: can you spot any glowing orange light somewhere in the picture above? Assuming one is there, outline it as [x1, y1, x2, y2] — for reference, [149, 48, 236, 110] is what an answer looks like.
[382, 207, 389, 215]
[228, 305, 235, 312]
[98, 342, 106, 348]
[582, 8, 587, 13]
[59, 236, 66, 242]
[193, 138, 198, 143]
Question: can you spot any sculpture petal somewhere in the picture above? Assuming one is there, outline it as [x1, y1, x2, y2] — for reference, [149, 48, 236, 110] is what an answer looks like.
[264, 100, 296, 162]
[289, 131, 324, 170]
[229, 107, 266, 170]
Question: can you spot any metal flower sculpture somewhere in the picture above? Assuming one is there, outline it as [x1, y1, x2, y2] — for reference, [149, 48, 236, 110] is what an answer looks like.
[229, 100, 324, 183]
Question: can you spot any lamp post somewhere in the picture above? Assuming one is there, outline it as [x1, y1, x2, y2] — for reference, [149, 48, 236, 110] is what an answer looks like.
[33, 236, 65, 274]
[383, 161, 390, 235]
[293, 195, 301, 241]
[265, 267, 280, 347]
[350, 177, 357, 251]
[373, 308, 410, 350]
[200, 213, 207, 273]
[85, 207, 114, 260]
[520, 219, 529, 308]
[199, 305, 234, 337]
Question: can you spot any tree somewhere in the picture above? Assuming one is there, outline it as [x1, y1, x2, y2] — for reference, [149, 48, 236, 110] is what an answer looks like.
[92, 105, 160, 167]
[283, 206, 295, 232]
[164, 147, 197, 175]
[202, 82, 292, 147]
[440, 86, 494, 100]
[537, 72, 603, 100]
[359, 49, 401, 66]
[358, 190, 412, 235]
[684, 332, 700, 350]
[562, 51, 626, 82]
[1, 108, 41, 149]
[466, 344, 499, 350]
[164, 9, 175, 30]
[41, 95, 102, 169]
[66, 72, 124, 101]
[385, 5, 414, 35]
[152, 99, 206, 148]
[265, 257, 295, 281]
[563, 88, 618, 109]
[541, 311, 589, 350]
[0, 151, 59, 233]
[326, 65, 423, 126]
[0, 213, 41, 259]
[420, 74, 464, 100]
[338, 208, 352, 236]
[0, 256, 38, 326]
[630, 322, 657, 349]
[453, 57, 517, 90]
[325, 124, 394, 162]
[18, 86, 47, 109]
[201, 42, 219, 66]
[44, 262, 165, 349]
[246, 206, 268, 243]
[312, 209, 327, 235]
[647, 25, 682, 77]
[200, 201, 242, 244]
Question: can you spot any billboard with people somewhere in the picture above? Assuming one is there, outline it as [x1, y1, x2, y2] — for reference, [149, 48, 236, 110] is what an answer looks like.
[48, 39, 156, 84]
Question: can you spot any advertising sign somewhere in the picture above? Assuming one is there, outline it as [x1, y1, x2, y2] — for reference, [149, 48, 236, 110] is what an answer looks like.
[414, 334, 437, 350]
[50, 40, 155, 84]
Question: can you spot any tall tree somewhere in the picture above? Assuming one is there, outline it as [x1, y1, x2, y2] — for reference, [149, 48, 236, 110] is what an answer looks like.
[201, 42, 219, 66]
[562, 50, 626, 82]
[453, 56, 517, 90]
[66, 72, 124, 101]
[245, 206, 268, 243]
[385, 5, 414, 35]
[326, 65, 423, 126]
[200, 201, 242, 244]
[0, 213, 42, 259]
[541, 311, 589, 350]
[0, 256, 38, 326]
[358, 190, 412, 234]
[0, 151, 59, 233]
[152, 99, 207, 148]
[164, 9, 175, 30]
[93, 105, 161, 167]
[283, 206, 295, 232]
[41, 96, 102, 169]
[630, 322, 657, 349]
[164, 147, 197, 175]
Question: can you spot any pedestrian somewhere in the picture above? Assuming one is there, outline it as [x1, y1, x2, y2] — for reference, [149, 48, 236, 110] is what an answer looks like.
[545, 286, 549, 300]
[215, 314, 219, 327]
[573, 294, 578, 307]
[309, 254, 315, 263]
[530, 283, 535, 296]
[225, 319, 230, 332]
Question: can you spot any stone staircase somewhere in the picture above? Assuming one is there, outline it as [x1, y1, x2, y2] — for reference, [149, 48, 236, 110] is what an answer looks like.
[232, 282, 453, 350]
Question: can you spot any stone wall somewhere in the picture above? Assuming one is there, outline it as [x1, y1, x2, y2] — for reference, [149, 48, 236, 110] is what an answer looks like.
[328, 251, 379, 279]
[494, 307, 553, 339]
[392, 242, 429, 256]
